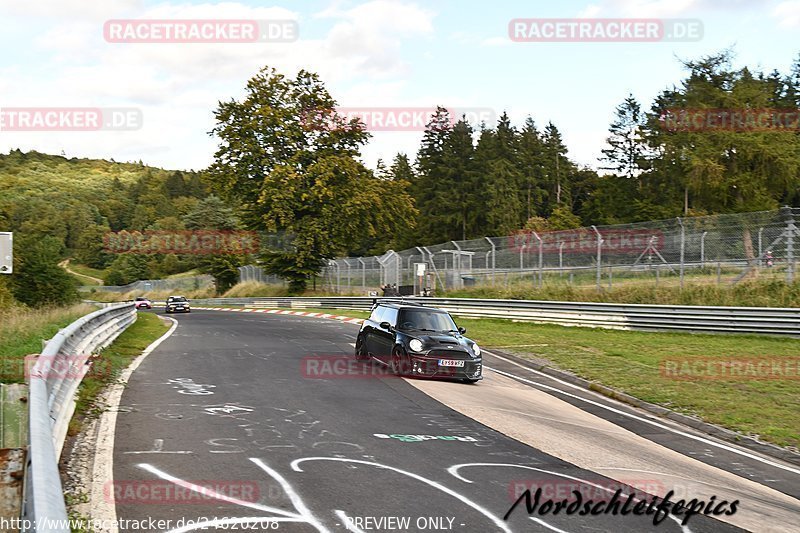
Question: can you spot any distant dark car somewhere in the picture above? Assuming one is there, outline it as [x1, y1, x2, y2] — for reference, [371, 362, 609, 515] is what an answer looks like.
[134, 297, 152, 310]
[355, 301, 482, 383]
[165, 295, 191, 314]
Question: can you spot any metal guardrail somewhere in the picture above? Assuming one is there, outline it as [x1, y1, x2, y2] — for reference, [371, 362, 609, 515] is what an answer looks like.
[190, 296, 800, 336]
[23, 302, 137, 533]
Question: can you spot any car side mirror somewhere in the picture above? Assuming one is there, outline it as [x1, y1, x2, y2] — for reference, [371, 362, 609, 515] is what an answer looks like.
[458, 326, 466, 334]
[380, 321, 392, 331]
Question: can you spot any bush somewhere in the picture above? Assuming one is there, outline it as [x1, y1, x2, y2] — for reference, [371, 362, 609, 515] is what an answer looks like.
[10, 236, 79, 307]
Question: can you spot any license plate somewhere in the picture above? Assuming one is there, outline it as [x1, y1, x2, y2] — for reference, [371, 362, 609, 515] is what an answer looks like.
[438, 359, 465, 367]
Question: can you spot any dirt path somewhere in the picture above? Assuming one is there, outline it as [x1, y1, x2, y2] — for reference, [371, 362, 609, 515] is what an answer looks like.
[59, 259, 103, 285]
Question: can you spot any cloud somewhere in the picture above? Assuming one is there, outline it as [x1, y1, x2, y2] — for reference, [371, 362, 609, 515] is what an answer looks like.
[0, 1, 439, 170]
[772, 0, 800, 27]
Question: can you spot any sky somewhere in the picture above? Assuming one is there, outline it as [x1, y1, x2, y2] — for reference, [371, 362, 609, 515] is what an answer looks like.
[0, 0, 798, 173]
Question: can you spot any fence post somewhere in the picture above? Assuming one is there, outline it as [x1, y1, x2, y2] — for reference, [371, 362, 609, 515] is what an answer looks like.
[531, 231, 543, 288]
[677, 217, 685, 289]
[758, 227, 764, 267]
[591, 225, 602, 291]
[484, 237, 496, 285]
[358, 258, 366, 291]
[701, 231, 707, 269]
[785, 207, 795, 283]
[451, 241, 462, 289]
[558, 241, 564, 277]
[519, 243, 526, 272]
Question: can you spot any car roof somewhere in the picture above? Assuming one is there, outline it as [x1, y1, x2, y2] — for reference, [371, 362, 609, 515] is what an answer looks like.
[375, 301, 445, 311]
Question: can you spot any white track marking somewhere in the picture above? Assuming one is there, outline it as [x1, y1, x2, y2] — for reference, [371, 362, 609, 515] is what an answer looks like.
[250, 458, 332, 533]
[291, 457, 513, 533]
[448, 463, 690, 532]
[138, 463, 301, 519]
[531, 517, 572, 532]
[484, 352, 800, 476]
[91, 316, 178, 533]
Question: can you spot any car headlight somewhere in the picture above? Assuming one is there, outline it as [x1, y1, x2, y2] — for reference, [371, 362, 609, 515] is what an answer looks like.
[409, 339, 424, 352]
[472, 343, 481, 356]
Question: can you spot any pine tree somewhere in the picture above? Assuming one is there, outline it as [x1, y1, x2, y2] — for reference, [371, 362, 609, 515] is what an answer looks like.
[600, 94, 648, 180]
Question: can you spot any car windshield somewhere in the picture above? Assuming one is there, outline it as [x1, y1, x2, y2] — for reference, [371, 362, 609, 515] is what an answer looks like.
[397, 309, 458, 332]
[169, 297, 187, 302]
[135, 297, 148, 301]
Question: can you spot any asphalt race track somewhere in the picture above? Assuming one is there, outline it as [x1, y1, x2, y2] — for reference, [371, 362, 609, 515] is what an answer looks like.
[109, 309, 799, 532]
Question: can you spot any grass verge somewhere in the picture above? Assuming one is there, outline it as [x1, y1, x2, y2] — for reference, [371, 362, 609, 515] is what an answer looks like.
[445, 277, 800, 307]
[0, 304, 96, 384]
[459, 319, 799, 449]
[70, 312, 169, 436]
[198, 305, 799, 449]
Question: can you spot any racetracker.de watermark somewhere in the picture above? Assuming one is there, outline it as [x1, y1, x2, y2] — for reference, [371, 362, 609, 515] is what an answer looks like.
[103, 230, 260, 255]
[509, 18, 703, 42]
[660, 357, 800, 380]
[1, 354, 112, 381]
[508, 478, 667, 502]
[0, 108, 142, 131]
[104, 19, 298, 43]
[662, 108, 800, 132]
[301, 355, 395, 379]
[104, 480, 261, 504]
[302, 107, 496, 132]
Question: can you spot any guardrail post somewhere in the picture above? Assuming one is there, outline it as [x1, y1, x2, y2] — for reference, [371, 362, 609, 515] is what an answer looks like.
[591, 225, 602, 291]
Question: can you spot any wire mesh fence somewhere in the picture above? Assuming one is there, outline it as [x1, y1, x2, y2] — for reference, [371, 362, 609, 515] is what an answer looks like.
[233, 207, 800, 294]
[308, 207, 800, 294]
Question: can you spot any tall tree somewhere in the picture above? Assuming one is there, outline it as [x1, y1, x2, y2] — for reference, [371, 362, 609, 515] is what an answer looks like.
[541, 122, 573, 214]
[601, 94, 649, 180]
[208, 68, 416, 291]
[517, 117, 546, 222]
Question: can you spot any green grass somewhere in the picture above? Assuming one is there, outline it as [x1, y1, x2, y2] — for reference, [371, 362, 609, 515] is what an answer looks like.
[445, 276, 800, 307]
[201, 304, 799, 449]
[1, 383, 27, 448]
[71, 312, 169, 435]
[0, 304, 97, 384]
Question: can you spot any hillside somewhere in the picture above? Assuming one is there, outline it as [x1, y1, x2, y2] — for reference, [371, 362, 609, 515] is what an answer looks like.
[0, 150, 217, 295]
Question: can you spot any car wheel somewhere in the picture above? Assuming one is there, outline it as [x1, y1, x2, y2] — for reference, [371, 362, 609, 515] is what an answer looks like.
[391, 347, 410, 376]
[355, 335, 368, 361]
[461, 378, 480, 384]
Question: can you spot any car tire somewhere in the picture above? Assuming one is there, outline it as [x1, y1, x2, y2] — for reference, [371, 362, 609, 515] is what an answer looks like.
[355, 335, 369, 361]
[461, 378, 480, 384]
[391, 347, 411, 376]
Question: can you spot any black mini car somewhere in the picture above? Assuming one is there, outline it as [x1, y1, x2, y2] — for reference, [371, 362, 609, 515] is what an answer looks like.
[355, 301, 482, 383]
[165, 295, 191, 313]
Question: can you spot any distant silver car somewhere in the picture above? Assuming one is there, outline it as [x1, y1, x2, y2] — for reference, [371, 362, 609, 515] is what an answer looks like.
[165, 295, 191, 313]
[134, 297, 152, 309]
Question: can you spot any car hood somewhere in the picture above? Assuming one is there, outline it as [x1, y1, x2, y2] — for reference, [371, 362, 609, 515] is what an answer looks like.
[413, 332, 474, 349]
